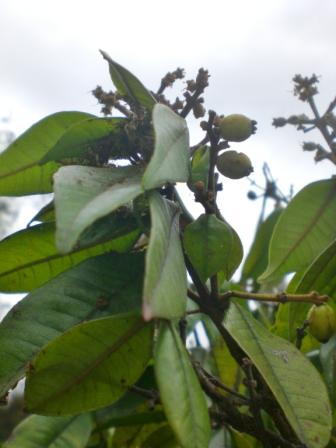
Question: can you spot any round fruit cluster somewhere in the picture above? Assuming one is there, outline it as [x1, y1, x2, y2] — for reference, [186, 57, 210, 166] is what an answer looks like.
[215, 114, 256, 180]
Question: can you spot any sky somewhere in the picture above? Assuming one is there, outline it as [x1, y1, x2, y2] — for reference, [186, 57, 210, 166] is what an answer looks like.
[0, 0, 336, 276]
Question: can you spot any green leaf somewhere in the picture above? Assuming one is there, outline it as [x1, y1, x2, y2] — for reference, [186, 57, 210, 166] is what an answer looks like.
[225, 303, 332, 448]
[188, 145, 210, 190]
[259, 179, 336, 284]
[212, 336, 240, 391]
[4, 414, 92, 448]
[0, 252, 144, 397]
[54, 165, 143, 253]
[28, 200, 55, 225]
[25, 314, 153, 415]
[241, 208, 283, 284]
[142, 425, 180, 448]
[0, 222, 138, 292]
[183, 214, 234, 282]
[320, 335, 336, 406]
[154, 321, 211, 448]
[142, 104, 190, 190]
[0, 112, 92, 196]
[275, 239, 336, 343]
[100, 50, 156, 111]
[40, 117, 125, 163]
[143, 192, 187, 320]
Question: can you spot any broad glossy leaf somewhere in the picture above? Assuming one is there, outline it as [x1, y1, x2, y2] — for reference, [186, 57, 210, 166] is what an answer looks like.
[0, 112, 92, 196]
[183, 214, 233, 282]
[4, 414, 92, 448]
[241, 208, 283, 284]
[100, 50, 156, 111]
[188, 145, 210, 190]
[275, 239, 336, 343]
[142, 104, 190, 190]
[225, 303, 332, 448]
[0, 221, 138, 292]
[25, 314, 153, 415]
[142, 192, 187, 320]
[0, 252, 144, 397]
[54, 165, 143, 253]
[154, 321, 211, 448]
[40, 117, 125, 163]
[259, 179, 336, 284]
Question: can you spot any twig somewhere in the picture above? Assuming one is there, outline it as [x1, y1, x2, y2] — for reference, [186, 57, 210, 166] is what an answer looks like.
[219, 290, 329, 305]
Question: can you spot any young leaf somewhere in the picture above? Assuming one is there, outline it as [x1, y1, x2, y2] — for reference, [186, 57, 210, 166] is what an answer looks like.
[154, 321, 211, 448]
[258, 179, 336, 284]
[100, 50, 156, 111]
[0, 111, 92, 196]
[142, 104, 190, 190]
[25, 314, 153, 415]
[225, 303, 332, 448]
[4, 414, 92, 448]
[0, 221, 138, 292]
[142, 192, 187, 320]
[54, 165, 143, 253]
[0, 252, 144, 398]
[241, 208, 283, 285]
[183, 214, 233, 282]
[188, 145, 210, 190]
[40, 117, 125, 163]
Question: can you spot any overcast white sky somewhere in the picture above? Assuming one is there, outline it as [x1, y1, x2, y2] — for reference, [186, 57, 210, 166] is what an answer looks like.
[0, 0, 336, 261]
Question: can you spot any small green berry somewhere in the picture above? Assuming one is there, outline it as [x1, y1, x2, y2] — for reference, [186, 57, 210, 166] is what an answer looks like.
[219, 114, 255, 142]
[307, 304, 336, 343]
[216, 150, 253, 179]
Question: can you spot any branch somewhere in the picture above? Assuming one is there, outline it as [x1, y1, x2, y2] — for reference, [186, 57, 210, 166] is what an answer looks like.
[219, 290, 329, 305]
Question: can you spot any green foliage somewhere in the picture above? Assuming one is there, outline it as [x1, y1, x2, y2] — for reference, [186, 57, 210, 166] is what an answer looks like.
[0, 56, 335, 448]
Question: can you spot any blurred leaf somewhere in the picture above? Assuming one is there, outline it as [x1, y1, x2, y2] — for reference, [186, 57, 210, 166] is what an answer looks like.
[0, 221, 138, 292]
[154, 321, 211, 448]
[320, 335, 336, 406]
[3, 414, 92, 448]
[100, 50, 156, 111]
[188, 145, 210, 190]
[25, 314, 153, 415]
[259, 179, 336, 284]
[28, 200, 55, 225]
[212, 336, 240, 391]
[241, 208, 283, 284]
[142, 425, 180, 448]
[40, 117, 125, 163]
[0, 252, 144, 398]
[225, 303, 332, 448]
[143, 192, 187, 320]
[0, 112, 92, 196]
[54, 165, 143, 253]
[183, 214, 233, 282]
[142, 104, 190, 190]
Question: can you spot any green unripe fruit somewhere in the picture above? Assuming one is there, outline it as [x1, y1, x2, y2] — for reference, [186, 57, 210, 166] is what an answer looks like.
[219, 114, 254, 142]
[216, 150, 253, 179]
[307, 304, 336, 343]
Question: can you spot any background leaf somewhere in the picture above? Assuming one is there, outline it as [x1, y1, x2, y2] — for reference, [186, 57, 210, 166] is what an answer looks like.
[241, 208, 283, 286]
[25, 314, 153, 415]
[142, 104, 190, 190]
[225, 303, 332, 448]
[154, 321, 211, 448]
[0, 252, 144, 397]
[100, 50, 156, 111]
[259, 179, 336, 284]
[183, 214, 234, 282]
[0, 222, 138, 292]
[142, 192, 187, 320]
[188, 145, 210, 190]
[4, 414, 92, 448]
[0, 112, 92, 196]
[40, 117, 125, 163]
[54, 165, 143, 252]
